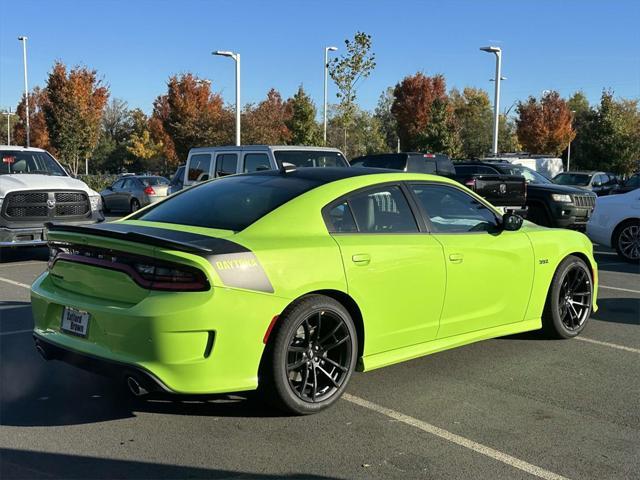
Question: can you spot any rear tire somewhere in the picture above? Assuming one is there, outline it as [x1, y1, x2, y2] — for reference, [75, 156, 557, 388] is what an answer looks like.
[101, 196, 110, 213]
[130, 198, 140, 213]
[542, 255, 593, 339]
[261, 295, 357, 415]
[613, 219, 640, 263]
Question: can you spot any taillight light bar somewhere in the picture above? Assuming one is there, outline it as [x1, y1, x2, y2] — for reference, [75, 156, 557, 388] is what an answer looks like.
[49, 243, 210, 292]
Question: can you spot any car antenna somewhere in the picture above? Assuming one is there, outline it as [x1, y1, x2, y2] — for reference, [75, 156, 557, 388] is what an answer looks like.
[280, 162, 297, 174]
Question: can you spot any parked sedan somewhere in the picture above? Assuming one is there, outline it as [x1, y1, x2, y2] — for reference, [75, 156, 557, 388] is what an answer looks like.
[611, 173, 640, 195]
[33, 168, 597, 415]
[101, 176, 169, 213]
[552, 171, 618, 196]
[587, 189, 640, 262]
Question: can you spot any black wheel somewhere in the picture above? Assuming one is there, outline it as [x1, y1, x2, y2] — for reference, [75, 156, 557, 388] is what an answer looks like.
[261, 295, 357, 415]
[130, 198, 140, 213]
[613, 220, 640, 263]
[542, 255, 593, 339]
[101, 196, 110, 213]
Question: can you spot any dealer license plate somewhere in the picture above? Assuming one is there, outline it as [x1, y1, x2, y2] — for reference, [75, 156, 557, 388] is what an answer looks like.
[60, 307, 90, 337]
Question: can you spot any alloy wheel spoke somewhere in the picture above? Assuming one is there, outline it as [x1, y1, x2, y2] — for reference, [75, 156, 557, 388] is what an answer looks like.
[322, 356, 347, 371]
[325, 335, 349, 351]
[318, 323, 342, 345]
[317, 366, 340, 388]
[288, 357, 307, 371]
[311, 365, 318, 401]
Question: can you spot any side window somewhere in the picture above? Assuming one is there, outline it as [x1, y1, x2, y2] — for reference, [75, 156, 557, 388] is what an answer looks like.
[423, 159, 437, 174]
[243, 153, 271, 173]
[477, 166, 497, 174]
[628, 175, 640, 188]
[347, 185, 418, 233]
[326, 202, 358, 233]
[187, 154, 212, 182]
[455, 165, 476, 176]
[594, 174, 606, 186]
[122, 179, 134, 189]
[112, 179, 124, 189]
[411, 184, 499, 233]
[216, 153, 238, 177]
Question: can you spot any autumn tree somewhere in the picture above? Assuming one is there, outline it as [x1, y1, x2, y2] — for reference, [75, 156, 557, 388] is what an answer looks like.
[148, 94, 177, 165]
[515, 91, 575, 156]
[0, 109, 19, 146]
[329, 31, 376, 155]
[42, 62, 109, 174]
[374, 87, 398, 152]
[285, 85, 320, 145]
[450, 87, 493, 158]
[13, 87, 52, 152]
[243, 88, 291, 145]
[571, 91, 640, 174]
[151, 73, 233, 163]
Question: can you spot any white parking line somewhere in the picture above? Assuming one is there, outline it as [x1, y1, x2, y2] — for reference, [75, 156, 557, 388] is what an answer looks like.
[343, 394, 569, 480]
[576, 337, 640, 353]
[0, 277, 31, 289]
[0, 329, 33, 336]
[0, 261, 47, 268]
[599, 285, 640, 295]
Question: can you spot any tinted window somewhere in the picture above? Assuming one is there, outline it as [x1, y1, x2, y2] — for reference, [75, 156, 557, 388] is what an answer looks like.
[477, 166, 498, 174]
[112, 179, 125, 189]
[140, 177, 169, 186]
[0, 150, 66, 176]
[351, 155, 407, 170]
[347, 185, 418, 233]
[326, 202, 358, 233]
[411, 184, 498, 233]
[553, 173, 591, 186]
[170, 166, 185, 186]
[454, 165, 477, 176]
[244, 153, 271, 173]
[625, 174, 640, 188]
[216, 154, 238, 177]
[499, 164, 551, 184]
[134, 174, 323, 231]
[274, 150, 348, 168]
[188, 154, 212, 181]
[123, 179, 136, 189]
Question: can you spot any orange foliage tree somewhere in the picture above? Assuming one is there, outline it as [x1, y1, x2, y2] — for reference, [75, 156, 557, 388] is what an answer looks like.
[13, 87, 53, 153]
[243, 88, 291, 145]
[516, 91, 575, 155]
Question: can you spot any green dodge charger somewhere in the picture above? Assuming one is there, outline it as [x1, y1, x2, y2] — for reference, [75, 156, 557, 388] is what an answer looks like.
[31, 168, 598, 414]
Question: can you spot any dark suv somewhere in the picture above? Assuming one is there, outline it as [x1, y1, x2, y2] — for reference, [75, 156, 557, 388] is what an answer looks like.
[455, 161, 597, 229]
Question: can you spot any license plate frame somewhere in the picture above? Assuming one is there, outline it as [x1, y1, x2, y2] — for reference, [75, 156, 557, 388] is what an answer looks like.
[60, 307, 90, 338]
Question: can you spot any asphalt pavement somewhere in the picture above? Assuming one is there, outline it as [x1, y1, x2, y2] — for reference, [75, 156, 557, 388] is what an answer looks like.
[0, 224, 638, 479]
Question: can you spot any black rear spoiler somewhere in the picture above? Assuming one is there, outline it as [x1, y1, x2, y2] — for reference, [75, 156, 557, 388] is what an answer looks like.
[44, 222, 248, 256]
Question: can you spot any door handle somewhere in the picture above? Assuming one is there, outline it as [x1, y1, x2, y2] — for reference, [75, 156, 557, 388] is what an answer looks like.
[448, 253, 464, 264]
[352, 254, 371, 266]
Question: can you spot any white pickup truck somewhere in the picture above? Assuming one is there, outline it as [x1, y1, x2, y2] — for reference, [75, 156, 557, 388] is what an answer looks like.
[0, 146, 104, 247]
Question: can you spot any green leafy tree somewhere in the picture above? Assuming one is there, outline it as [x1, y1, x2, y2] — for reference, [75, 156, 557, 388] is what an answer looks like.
[285, 85, 320, 145]
[327, 106, 386, 158]
[42, 62, 109, 174]
[93, 98, 132, 172]
[450, 87, 492, 158]
[418, 97, 462, 158]
[328, 31, 376, 156]
[572, 91, 640, 174]
[374, 87, 398, 152]
[498, 116, 520, 153]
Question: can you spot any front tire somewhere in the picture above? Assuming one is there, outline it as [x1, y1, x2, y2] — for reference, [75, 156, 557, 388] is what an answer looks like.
[101, 196, 110, 213]
[262, 295, 357, 415]
[613, 220, 640, 263]
[542, 255, 593, 339]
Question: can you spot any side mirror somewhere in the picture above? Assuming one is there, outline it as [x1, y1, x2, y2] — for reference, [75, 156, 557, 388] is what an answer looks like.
[502, 212, 524, 231]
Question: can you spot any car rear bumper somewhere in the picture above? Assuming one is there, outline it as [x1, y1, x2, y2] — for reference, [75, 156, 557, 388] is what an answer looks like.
[30, 271, 288, 394]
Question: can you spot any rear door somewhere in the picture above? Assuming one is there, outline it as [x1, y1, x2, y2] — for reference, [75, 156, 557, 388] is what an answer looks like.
[215, 153, 239, 177]
[186, 153, 213, 185]
[408, 182, 534, 338]
[327, 183, 446, 355]
[242, 152, 272, 173]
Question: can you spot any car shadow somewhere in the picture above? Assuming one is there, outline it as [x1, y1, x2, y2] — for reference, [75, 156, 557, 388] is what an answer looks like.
[592, 297, 640, 325]
[0, 246, 49, 264]
[0, 448, 339, 479]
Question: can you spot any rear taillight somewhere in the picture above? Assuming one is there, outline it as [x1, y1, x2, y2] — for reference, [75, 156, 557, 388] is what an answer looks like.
[465, 178, 476, 190]
[144, 186, 155, 195]
[133, 262, 209, 291]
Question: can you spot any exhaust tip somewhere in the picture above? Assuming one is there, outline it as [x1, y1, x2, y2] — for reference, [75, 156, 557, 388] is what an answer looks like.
[126, 376, 149, 397]
[35, 343, 51, 361]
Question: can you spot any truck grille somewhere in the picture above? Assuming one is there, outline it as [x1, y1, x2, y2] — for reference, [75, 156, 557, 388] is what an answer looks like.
[573, 194, 596, 208]
[2, 190, 90, 222]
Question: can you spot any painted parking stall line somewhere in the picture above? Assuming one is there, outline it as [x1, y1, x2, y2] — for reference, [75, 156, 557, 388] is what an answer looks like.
[576, 337, 640, 354]
[0, 277, 31, 290]
[0, 329, 33, 337]
[599, 285, 640, 295]
[343, 394, 570, 480]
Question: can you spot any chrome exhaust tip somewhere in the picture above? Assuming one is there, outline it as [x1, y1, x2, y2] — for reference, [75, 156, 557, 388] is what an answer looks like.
[35, 344, 51, 361]
[126, 376, 149, 397]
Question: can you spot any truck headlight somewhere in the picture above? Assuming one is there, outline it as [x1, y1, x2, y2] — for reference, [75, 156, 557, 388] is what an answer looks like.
[551, 194, 572, 203]
[89, 195, 101, 212]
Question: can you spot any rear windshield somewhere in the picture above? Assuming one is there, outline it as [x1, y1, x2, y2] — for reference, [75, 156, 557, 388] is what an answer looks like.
[553, 173, 591, 186]
[140, 176, 169, 186]
[274, 150, 348, 168]
[133, 174, 323, 231]
[1, 150, 66, 176]
[350, 155, 406, 170]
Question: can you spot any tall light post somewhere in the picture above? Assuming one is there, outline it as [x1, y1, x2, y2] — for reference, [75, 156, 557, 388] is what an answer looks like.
[567, 110, 575, 172]
[18, 36, 30, 147]
[213, 50, 241, 146]
[3, 108, 16, 145]
[323, 46, 338, 145]
[480, 46, 502, 155]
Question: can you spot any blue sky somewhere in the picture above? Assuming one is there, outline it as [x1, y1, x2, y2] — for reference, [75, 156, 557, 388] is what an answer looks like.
[1, 0, 638, 116]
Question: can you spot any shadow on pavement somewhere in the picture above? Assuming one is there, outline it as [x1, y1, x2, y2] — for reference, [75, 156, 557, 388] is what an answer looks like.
[0, 247, 49, 264]
[592, 297, 640, 325]
[0, 447, 339, 480]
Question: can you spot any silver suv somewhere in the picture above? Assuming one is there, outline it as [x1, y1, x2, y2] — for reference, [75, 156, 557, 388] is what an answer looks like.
[183, 145, 349, 188]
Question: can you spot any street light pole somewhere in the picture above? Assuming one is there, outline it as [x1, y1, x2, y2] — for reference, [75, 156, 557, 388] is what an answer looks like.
[567, 110, 575, 172]
[18, 36, 30, 147]
[3, 109, 16, 145]
[323, 46, 337, 145]
[213, 50, 241, 146]
[480, 46, 502, 155]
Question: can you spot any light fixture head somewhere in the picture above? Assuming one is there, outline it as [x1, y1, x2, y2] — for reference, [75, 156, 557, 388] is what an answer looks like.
[18, 36, 28, 41]
[213, 50, 236, 58]
[326, 46, 338, 52]
[480, 46, 501, 54]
